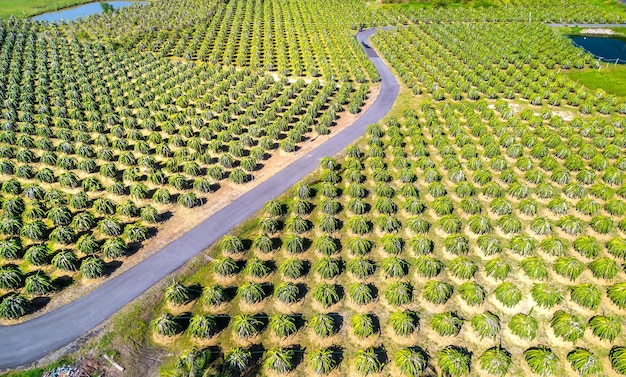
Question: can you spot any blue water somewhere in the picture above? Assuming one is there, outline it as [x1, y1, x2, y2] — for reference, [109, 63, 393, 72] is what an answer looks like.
[569, 35, 626, 64]
[32, 1, 146, 22]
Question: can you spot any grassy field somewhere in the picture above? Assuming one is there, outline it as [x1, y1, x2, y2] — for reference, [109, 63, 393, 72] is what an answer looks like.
[0, 0, 93, 19]
[566, 65, 626, 97]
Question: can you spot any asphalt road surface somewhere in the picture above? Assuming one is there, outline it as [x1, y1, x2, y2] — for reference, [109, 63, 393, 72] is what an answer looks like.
[0, 28, 399, 369]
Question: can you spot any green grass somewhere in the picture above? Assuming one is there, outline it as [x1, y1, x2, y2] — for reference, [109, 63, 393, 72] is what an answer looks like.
[566, 65, 626, 97]
[0, 0, 94, 19]
[0, 357, 74, 377]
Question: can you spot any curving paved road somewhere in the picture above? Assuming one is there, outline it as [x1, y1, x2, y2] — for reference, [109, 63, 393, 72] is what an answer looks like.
[0, 28, 399, 369]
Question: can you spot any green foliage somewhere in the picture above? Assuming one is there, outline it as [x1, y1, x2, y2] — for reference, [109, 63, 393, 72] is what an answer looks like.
[494, 282, 522, 308]
[570, 284, 601, 310]
[509, 313, 538, 340]
[479, 347, 511, 377]
[351, 313, 376, 339]
[567, 348, 603, 377]
[232, 314, 262, 339]
[610, 346, 626, 375]
[389, 310, 418, 337]
[448, 257, 478, 279]
[438, 345, 472, 377]
[151, 313, 180, 336]
[531, 284, 563, 308]
[309, 313, 336, 338]
[608, 282, 626, 308]
[422, 280, 453, 305]
[0, 294, 29, 319]
[485, 258, 510, 281]
[269, 314, 297, 338]
[589, 315, 621, 342]
[308, 348, 337, 375]
[553, 257, 585, 281]
[238, 282, 266, 304]
[524, 347, 559, 377]
[395, 347, 428, 377]
[458, 281, 486, 306]
[471, 312, 500, 340]
[588, 257, 619, 280]
[385, 281, 412, 307]
[313, 283, 340, 308]
[415, 256, 444, 278]
[354, 347, 383, 375]
[264, 348, 294, 374]
[550, 310, 585, 343]
[165, 281, 191, 305]
[431, 312, 463, 336]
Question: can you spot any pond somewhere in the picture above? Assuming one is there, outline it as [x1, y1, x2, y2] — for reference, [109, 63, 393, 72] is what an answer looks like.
[32, 1, 146, 22]
[569, 35, 626, 64]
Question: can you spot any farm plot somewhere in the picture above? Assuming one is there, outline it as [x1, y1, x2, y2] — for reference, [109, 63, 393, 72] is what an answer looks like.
[382, 0, 626, 24]
[150, 97, 626, 376]
[0, 17, 369, 320]
[373, 22, 626, 115]
[61, 0, 381, 81]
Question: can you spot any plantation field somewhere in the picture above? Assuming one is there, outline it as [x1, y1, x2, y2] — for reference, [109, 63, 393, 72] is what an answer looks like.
[2, 0, 626, 375]
[0, 0, 92, 19]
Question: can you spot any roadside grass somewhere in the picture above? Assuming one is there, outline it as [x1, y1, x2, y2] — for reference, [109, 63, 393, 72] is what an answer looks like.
[0, 357, 74, 377]
[0, 0, 93, 19]
[565, 65, 626, 97]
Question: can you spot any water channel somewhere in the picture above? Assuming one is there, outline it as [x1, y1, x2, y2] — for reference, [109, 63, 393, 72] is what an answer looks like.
[32, 1, 146, 22]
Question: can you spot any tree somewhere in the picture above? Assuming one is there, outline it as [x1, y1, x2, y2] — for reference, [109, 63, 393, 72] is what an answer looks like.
[422, 280, 453, 305]
[494, 282, 522, 308]
[395, 347, 428, 377]
[589, 315, 621, 342]
[202, 285, 227, 307]
[165, 281, 191, 305]
[349, 283, 375, 305]
[354, 348, 383, 375]
[225, 347, 251, 373]
[274, 282, 299, 305]
[381, 257, 408, 278]
[264, 348, 294, 374]
[389, 310, 418, 337]
[238, 282, 266, 304]
[315, 257, 341, 279]
[347, 258, 376, 279]
[448, 257, 478, 279]
[438, 345, 472, 377]
[308, 348, 337, 375]
[471, 312, 500, 339]
[232, 314, 262, 338]
[0, 294, 29, 319]
[351, 313, 376, 338]
[509, 312, 538, 340]
[279, 258, 304, 279]
[80, 257, 105, 279]
[571, 284, 601, 309]
[531, 284, 563, 308]
[458, 282, 486, 306]
[524, 347, 558, 377]
[415, 256, 443, 278]
[309, 313, 336, 338]
[150, 313, 180, 336]
[51, 250, 78, 271]
[479, 347, 511, 377]
[188, 315, 217, 338]
[567, 348, 603, 377]
[269, 314, 297, 338]
[385, 281, 412, 307]
[24, 272, 54, 295]
[313, 283, 340, 308]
